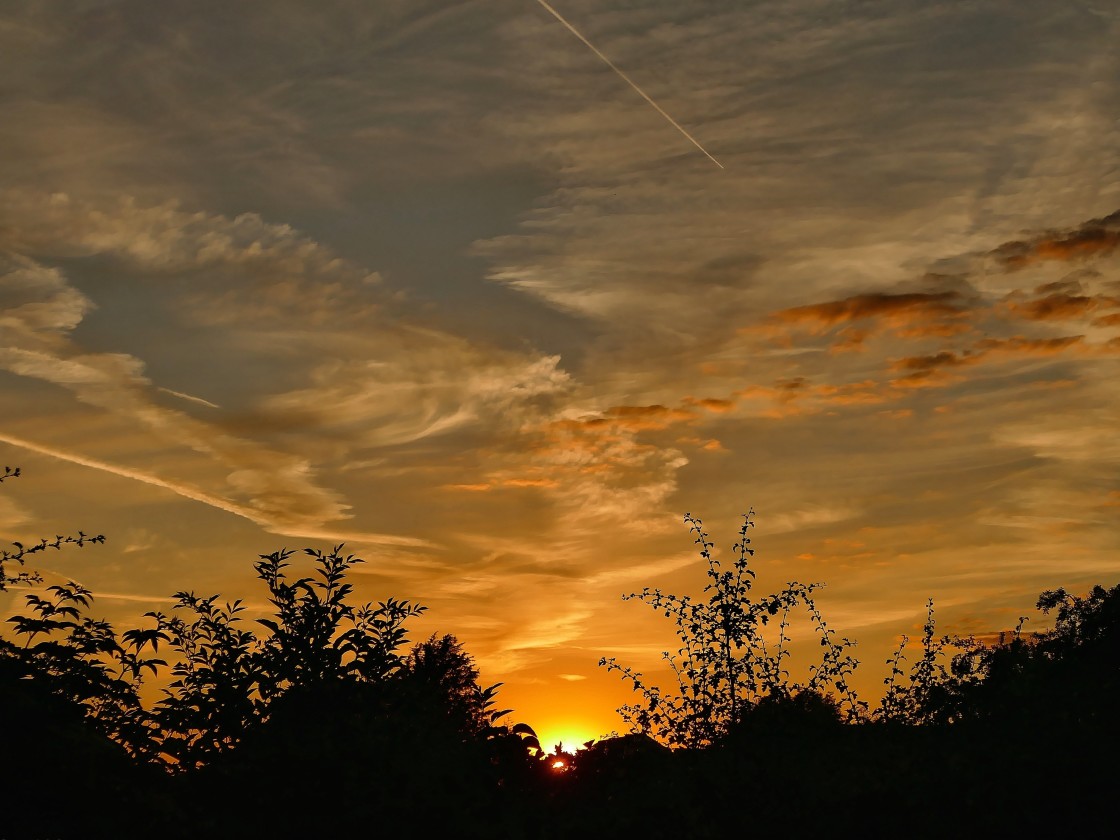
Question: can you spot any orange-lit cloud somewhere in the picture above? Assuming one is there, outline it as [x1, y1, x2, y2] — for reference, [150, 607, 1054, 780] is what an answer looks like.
[974, 335, 1086, 356]
[1005, 292, 1119, 321]
[1091, 313, 1120, 328]
[682, 396, 736, 413]
[751, 290, 977, 355]
[771, 291, 965, 329]
[676, 436, 726, 452]
[889, 350, 976, 372]
[888, 368, 959, 391]
[601, 404, 697, 430]
[991, 209, 1120, 270]
[889, 335, 1085, 374]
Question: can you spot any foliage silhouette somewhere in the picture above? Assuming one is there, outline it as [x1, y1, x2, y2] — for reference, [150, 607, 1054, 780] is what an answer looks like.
[1, 468, 171, 839]
[921, 583, 1120, 731]
[600, 511, 864, 747]
[874, 598, 952, 724]
[147, 546, 427, 768]
[5, 468, 1120, 837]
[0, 468, 144, 756]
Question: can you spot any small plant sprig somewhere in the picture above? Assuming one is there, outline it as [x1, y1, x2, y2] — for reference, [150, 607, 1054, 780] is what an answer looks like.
[601, 510, 865, 747]
[875, 598, 952, 724]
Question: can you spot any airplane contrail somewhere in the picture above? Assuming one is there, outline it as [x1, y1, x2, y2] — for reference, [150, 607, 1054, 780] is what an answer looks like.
[534, 0, 724, 169]
[0, 431, 435, 548]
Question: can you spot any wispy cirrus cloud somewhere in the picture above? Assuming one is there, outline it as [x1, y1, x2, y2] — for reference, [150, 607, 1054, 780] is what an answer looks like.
[0, 191, 573, 546]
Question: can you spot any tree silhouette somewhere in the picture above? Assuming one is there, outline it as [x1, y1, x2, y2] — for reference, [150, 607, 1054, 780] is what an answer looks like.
[925, 583, 1120, 731]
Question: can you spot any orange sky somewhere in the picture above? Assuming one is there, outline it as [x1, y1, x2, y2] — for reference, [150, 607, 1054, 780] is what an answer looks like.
[2, 1, 1119, 750]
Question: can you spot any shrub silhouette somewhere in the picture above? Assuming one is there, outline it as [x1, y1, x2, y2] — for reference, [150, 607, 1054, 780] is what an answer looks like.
[600, 511, 864, 747]
[3, 527, 548, 836]
[7, 466, 1120, 837]
[0, 468, 149, 759]
[148, 546, 426, 768]
[925, 583, 1120, 730]
[874, 598, 952, 724]
[1, 468, 170, 838]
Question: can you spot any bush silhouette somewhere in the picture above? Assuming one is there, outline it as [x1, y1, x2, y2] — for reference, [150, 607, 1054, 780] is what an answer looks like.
[6, 469, 1120, 837]
[600, 511, 864, 748]
[2, 525, 548, 836]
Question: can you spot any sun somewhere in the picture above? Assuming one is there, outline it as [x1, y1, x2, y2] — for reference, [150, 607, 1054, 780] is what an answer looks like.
[537, 724, 600, 756]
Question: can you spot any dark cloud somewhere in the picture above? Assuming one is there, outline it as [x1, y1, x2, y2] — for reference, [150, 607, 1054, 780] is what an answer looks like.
[773, 292, 965, 327]
[890, 350, 974, 372]
[890, 336, 1085, 380]
[975, 335, 1085, 355]
[991, 209, 1120, 270]
[1006, 292, 1118, 321]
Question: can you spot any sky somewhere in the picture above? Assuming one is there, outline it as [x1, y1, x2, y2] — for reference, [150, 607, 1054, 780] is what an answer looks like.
[2, 0, 1119, 750]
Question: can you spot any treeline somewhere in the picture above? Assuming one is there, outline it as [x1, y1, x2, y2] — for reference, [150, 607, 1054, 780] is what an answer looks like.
[2, 471, 1117, 837]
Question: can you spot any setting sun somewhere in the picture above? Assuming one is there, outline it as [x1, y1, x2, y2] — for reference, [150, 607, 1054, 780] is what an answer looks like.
[537, 725, 599, 755]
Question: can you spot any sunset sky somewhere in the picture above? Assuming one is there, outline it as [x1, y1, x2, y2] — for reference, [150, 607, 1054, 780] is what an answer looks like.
[2, 0, 1119, 750]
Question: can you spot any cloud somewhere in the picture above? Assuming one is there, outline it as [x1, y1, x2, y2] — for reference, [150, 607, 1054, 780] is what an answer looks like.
[772, 292, 966, 329]
[765, 505, 860, 535]
[0, 341, 354, 532]
[1091, 313, 1120, 328]
[516, 414, 689, 525]
[259, 347, 572, 449]
[890, 350, 976, 372]
[682, 396, 735, 413]
[0, 255, 92, 339]
[0, 494, 32, 534]
[974, 335, 1087, 356]
[0, 430, 429, 546]
[1005, 291, 1120, 322]
[890, 335, 1086, 373]
[991, 209, 1120, 270]
[996, 416, 1120, 464]
[739, 289, 981, 356]
[0, 191, 385, 328]
[0, 191, 574, 542]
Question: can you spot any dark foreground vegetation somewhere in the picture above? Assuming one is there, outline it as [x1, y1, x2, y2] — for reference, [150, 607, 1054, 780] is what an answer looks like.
[2, 467, 1118, 838]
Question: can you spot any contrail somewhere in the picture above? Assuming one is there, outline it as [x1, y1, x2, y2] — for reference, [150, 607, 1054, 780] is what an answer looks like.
[158, 386, 220, 409]
[0, 431, 435, 548]
[534, 0, 724, 169]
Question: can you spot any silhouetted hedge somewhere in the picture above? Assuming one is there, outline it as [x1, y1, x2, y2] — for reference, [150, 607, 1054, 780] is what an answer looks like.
[3, 478, 1118, 837]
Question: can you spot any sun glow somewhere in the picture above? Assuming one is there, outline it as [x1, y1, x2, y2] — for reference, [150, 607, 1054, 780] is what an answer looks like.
[538, 725, 600, 755]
